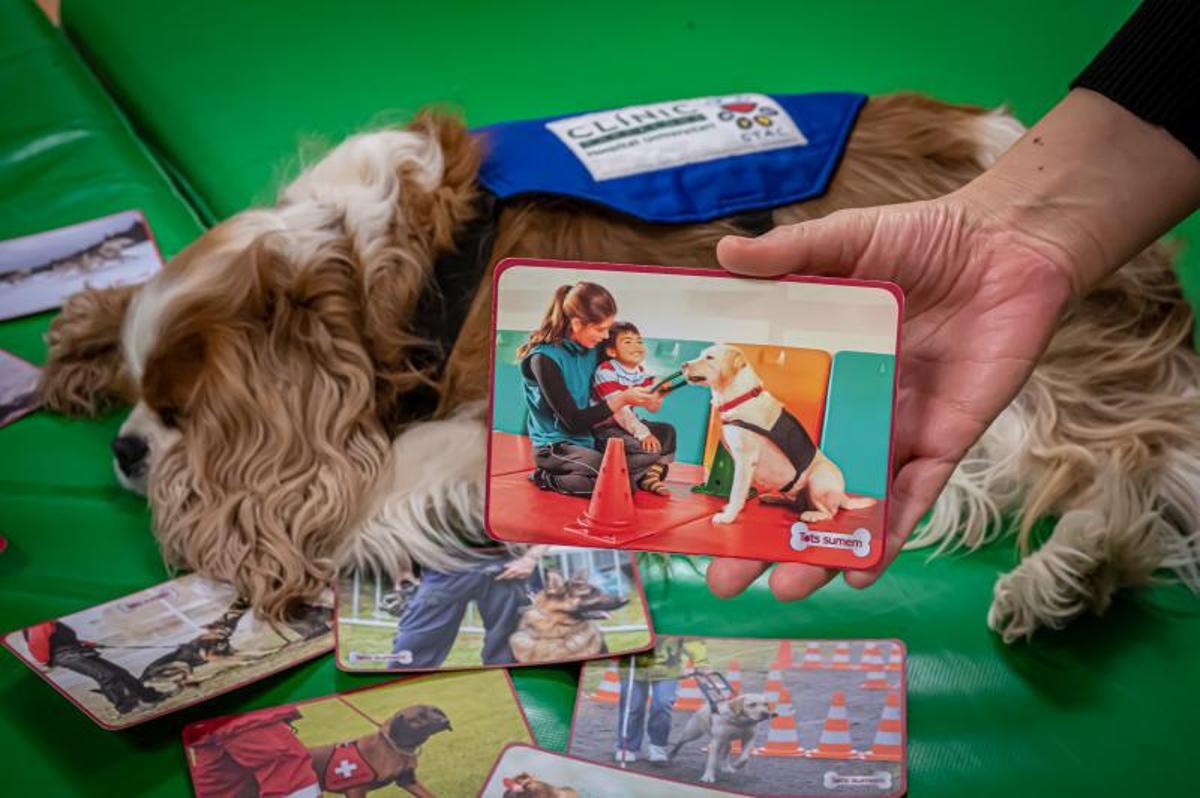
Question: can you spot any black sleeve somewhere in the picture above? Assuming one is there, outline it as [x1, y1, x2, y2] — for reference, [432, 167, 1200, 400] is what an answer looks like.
[1071, 0, 1199, 156]
[527, 354, 613, 433]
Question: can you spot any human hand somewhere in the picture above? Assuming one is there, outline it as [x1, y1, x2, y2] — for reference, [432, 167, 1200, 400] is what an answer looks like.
[645, 392, 665, 412]
[707, 184, 1077, 601]
[620, 387, 658, 408]
[495, 554, 538, 581]
[641, 433, 662, 453]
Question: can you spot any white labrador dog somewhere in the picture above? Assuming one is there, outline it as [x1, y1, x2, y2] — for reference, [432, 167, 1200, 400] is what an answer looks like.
[668, 691, 776, 784]
[681, 344, 875, 525]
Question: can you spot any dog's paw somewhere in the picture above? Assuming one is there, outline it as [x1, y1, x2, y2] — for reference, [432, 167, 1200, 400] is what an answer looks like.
[799, 510, 832, 523]
[722, 763, 738, 774]
[712, 508, 738, 525]
[700, 773, 717, 784]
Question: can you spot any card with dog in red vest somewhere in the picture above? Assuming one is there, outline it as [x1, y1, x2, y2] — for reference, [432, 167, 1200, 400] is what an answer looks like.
[485, 259, 901, 571]
[183, 670, 533, 798]
[2, 573, 332, 729]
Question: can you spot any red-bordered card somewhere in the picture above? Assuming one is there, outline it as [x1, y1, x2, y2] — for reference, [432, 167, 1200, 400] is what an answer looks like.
[566, 636, 907, 797]
[0, 348, 41, 429]
[182, 670, 534, 797]
[479, 742, 754, 797]
[485, 259, 901, 569]
[334, 547, 655, 672]
[1, 574, 333, 730]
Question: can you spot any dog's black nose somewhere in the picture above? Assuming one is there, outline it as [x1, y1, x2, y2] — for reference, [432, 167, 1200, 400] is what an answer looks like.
[112, 436, 149, 473]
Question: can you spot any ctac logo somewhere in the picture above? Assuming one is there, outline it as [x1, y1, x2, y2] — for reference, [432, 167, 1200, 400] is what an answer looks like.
[717, 100, 780, 130]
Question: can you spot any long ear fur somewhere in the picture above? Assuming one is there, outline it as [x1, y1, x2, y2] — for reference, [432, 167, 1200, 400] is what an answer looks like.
[40, 284, 138, 415]
[149, 236, 389, 619]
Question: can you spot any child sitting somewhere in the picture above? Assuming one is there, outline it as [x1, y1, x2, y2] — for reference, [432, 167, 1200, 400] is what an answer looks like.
[592, 323, 677, 495]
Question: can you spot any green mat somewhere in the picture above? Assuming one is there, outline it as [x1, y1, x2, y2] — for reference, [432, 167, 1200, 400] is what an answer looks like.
[0, 0, 1195, 795]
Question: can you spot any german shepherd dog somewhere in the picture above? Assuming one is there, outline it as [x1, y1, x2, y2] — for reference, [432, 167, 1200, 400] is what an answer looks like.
[140, 599, 332, 694]
[509, 571, 628, 663]
[308, 704, 452, 798]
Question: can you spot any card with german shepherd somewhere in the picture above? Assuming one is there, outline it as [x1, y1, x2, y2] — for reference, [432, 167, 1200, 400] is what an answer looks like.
[1, 573, 333, 729]
[485, 259, 901, 571]
[183, 669, 533, 797]
[0, 348, 41, 428]
[480, 743, 742, 797]
[335, 546, 654, 671]
[568, 636, 906, 797]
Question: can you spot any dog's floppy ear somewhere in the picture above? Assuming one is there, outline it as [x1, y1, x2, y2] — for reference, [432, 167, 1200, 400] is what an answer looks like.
[40, 284, 138, 415]
[718, 346, 748, 386]
[728, 695, 746, 717]
[149, 233, 390, 620]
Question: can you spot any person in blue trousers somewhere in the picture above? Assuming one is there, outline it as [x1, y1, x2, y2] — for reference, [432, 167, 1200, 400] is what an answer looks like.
[389, 545, 548, 667]
[616, 637, 710, 764]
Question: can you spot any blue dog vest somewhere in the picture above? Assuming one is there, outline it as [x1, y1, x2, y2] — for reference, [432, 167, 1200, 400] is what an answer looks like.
[476, 92, 866, 224]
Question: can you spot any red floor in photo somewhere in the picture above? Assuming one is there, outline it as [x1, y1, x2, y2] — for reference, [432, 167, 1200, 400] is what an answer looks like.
[487, 432, 886, 567]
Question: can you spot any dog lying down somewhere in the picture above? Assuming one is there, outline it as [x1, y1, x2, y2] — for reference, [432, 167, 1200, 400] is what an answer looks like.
[682, 344, 876, 525]
[38, 92, 1200, 641]
[669, 691, 777, 784]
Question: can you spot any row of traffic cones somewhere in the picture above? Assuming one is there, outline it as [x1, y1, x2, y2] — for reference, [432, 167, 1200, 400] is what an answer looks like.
[588, 660, 902, 762]
[787, 641, 902, 675]
[755, 690, 903, 762]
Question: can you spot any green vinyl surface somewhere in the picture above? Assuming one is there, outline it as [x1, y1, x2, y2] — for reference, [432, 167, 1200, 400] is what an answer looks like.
[0, 0, 1196, 795]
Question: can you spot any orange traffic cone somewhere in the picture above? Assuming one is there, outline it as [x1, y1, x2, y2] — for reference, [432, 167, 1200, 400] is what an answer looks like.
[831, 642, 852, 670]
[885, 642, 903, 672]
[859, 644, 893, 690]
[674, 661, 705, 711]
[727, 659, 742, 695]
[807, 690, 857, 760]
[566, 437, 637, 542]
[800, 642, 825, 670]
[753, 688, 805, 757]
[590, 660, 621, 704]
[774, 641, 795, 669]
[862, 692, 903, 762]
[763, 666, 784, 704]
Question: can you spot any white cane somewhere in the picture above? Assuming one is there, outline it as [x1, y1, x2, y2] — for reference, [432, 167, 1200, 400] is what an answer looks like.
[618, 657, 637, 769]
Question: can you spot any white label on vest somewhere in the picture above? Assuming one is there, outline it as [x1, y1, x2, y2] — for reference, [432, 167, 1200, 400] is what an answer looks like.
[545, 94, 807, 182]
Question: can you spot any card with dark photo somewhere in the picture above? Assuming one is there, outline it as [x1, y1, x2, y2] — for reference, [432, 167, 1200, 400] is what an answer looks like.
[336, 546, 654, 672]
[2, 574, 333, 729]
[0, 349, 40, 428]
[486, 259, 901, 570]
[0, 210, 162, 321]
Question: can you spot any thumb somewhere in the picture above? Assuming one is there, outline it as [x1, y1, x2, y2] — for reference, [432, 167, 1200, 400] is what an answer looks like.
[716, 208, 881, 279]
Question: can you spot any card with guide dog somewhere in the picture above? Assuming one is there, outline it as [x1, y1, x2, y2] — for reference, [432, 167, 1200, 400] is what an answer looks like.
[182, 670, 533, 797]
[480, 743, 740, 797]
[485, 259, 901, 570]
[1, 573, 333, 729]
[568, 636, 907, 797]
[335, 546, 654, 672]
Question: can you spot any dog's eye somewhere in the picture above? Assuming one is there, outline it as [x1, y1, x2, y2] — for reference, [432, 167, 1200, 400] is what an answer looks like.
[158, 406, 181, 429]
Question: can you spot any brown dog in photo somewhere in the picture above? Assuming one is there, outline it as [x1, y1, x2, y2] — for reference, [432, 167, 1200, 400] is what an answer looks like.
[509, 571, 628, 663]
[308, 704, 451, 798]
[502, 772, 580, 798]
[682, 344, 875, 525]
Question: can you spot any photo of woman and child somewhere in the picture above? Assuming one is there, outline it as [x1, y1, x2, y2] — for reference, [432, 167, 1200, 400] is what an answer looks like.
[486, 260, 898, 568]
[517, 282, 678, 499]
